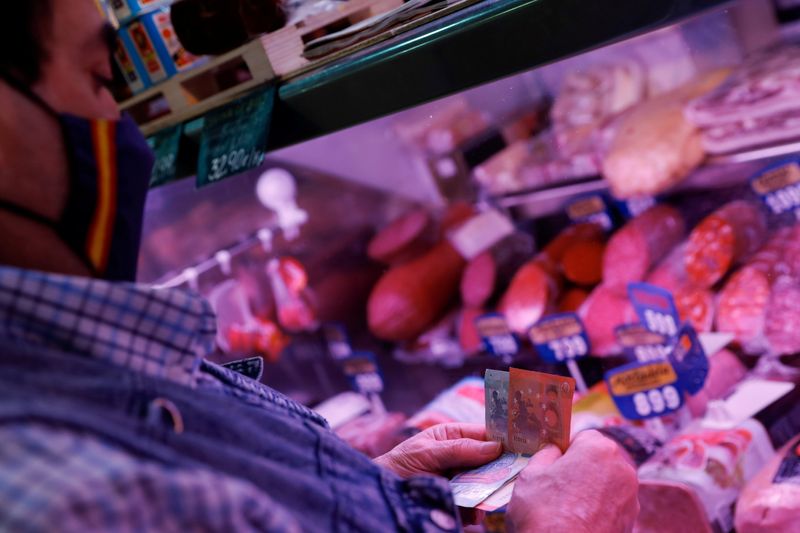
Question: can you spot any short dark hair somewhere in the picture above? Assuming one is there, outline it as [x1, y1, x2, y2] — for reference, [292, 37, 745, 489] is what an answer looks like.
[0, 1, 52, 84]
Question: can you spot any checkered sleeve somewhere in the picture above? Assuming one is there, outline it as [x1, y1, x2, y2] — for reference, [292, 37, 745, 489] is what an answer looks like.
[0, 424, 302, 533]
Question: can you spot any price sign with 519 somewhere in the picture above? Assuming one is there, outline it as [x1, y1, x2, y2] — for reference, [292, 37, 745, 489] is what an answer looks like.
[529, 313, 590, 363]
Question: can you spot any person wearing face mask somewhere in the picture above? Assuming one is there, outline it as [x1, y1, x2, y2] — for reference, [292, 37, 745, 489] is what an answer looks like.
[0, 1, 639, 532]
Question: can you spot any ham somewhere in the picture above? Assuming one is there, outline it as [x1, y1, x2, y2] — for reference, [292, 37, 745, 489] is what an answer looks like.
[735, 435, 800, 533]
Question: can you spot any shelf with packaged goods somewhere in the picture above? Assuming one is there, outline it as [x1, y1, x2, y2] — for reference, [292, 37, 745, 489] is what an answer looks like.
[130, 0, 730, 185]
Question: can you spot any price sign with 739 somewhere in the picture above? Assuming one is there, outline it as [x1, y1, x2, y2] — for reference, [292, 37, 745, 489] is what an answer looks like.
[529, 313, 590, 364]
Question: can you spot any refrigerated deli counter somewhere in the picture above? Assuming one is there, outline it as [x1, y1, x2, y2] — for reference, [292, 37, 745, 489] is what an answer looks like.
[126, 0, 800, 531]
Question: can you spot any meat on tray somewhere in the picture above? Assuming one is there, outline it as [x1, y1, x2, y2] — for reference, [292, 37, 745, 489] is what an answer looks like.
[684, 200, 768, 288]
[735, 435, 800, 533]
[603, 205, 686, 290]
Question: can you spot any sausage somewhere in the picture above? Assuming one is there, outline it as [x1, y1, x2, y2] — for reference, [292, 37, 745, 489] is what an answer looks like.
[646, 245, 715, 332]
[603, 205, 686, 290]
[735, 435, 800, 533]
[684, 200, 768, 288]
[578, 284, 637, 356]
[367, 241, 465, 341]
[558, 287, 590, 313]
[561, 238, 606, 286]
[497, 260, 557, 335]
[716, 228, 793, 352]
[367, 208, 433, 265]
[460, 232, 534, 308]
[458, 307, 485, 356]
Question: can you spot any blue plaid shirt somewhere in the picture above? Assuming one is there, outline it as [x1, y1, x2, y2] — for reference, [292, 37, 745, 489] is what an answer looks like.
[0, 267, 458, 532]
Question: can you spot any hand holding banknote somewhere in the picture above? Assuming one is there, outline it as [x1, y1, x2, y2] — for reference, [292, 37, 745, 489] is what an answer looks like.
[506, 430, 639, 533]
[375, 423, 502, 479]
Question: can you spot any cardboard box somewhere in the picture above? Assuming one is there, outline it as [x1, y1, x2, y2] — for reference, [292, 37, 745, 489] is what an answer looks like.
[114, 32, 150, 94]
[107, 0, 170, 23]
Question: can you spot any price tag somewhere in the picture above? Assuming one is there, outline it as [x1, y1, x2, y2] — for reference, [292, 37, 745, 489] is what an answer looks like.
[147, 124, 182, 187]
[628, 283, 680, 338]
[615, 323, 670, 362]
[323, 322, 352, 361]
[566, 194, 615, 231]
[667, 325, 708, 395]
[197, 87, 274, 187]
[751, 159, 800, 219]
[605, 360, 684, 420]
[448, 210, 515, 260]
[341, 352, 384, 395]
[528, 313, 590, 363]
[475, 313, 519, 358]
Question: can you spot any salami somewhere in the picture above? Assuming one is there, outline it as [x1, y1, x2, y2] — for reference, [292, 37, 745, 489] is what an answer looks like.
[561, 238, 606, 286]
[735, 435, 800, 533]
[603, 205, 686, 290]
[457, 307, 485, 356]
[764, 275, 800, 356]
[646, 245, 715, 332]
[497, 260, 557, 335]
[578, 284, 637, 356]
[716, 228, 793, 352]
[684, 200, 768, 288]
[558, 287, 590, 313]
[460, 233, 534, 308]
[367, 208, 433, 265]
[367, 241, 465, 342]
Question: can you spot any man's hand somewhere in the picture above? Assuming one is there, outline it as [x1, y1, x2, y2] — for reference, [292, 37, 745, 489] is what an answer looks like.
[507, 430, 639, 533]
[375, 423, 503, 479]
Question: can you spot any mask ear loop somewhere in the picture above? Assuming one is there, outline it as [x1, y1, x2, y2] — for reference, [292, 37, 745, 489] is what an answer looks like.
[0, 70, 59, 118]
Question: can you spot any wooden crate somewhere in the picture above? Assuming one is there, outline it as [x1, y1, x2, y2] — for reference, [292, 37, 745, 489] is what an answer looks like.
[260, 0, 404, 77]
[120, 39, 274, 136]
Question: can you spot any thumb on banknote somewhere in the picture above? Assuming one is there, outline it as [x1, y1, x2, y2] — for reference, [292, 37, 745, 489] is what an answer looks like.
[526, 445, 562, 469]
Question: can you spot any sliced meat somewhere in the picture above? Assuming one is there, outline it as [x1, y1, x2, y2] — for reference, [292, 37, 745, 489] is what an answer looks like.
[684, 200, 768, 288]
[603, 205, 686, 290]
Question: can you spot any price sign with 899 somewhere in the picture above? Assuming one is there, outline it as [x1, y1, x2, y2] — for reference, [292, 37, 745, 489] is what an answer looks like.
[529, 313, 590, 364]
[605, 360, 684, 420]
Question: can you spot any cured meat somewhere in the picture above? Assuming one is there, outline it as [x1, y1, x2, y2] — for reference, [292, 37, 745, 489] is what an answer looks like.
[735, 435, 800, 533]
[639, 420, 775, 531]
[700, 108, 800, 154]
[685, 349, 748, 418]
[716, 228, 793, 352]
[497, 261, 557, 335]
[603, 205, 686, 290]
[460, 233, 534, 308]
[496, 223, 603, 334]
[558, 287, 590, 313]
[684, 201, 768, 288]
[764, 275, 800, 356]
[561, 238, 606, 286]
[646, 245, 715, 332]
[367, 208, 433, 265]
[367, 241, 466, 342]
[578, 285, 637, 356]
[686, 47, 800, 127]
[458, 307, 485, 356]
[551, 61, 646, 156]
[602, 70, 730, 197]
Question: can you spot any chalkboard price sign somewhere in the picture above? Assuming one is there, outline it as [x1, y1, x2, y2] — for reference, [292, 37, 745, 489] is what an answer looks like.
[147, 124, 182, 187]
[197, 86, 275, 187]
